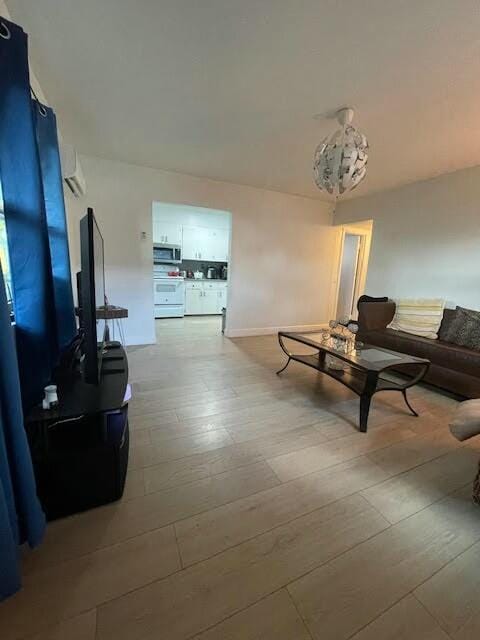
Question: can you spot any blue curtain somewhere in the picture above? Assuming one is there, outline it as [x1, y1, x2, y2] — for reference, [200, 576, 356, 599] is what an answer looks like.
[34, 102, 76, 351]
[0, 261, 45, 600]
[0, 17, 59, 409]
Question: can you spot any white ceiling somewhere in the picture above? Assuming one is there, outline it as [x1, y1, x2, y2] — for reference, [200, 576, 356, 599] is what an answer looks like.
[6, 0, 480, 200]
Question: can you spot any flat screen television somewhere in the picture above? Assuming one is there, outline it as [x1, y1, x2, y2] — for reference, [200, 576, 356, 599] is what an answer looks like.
[80, 207, 106, 384]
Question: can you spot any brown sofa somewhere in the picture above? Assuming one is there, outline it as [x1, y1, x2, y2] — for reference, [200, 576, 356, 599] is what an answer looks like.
[357, 301, 480, 399]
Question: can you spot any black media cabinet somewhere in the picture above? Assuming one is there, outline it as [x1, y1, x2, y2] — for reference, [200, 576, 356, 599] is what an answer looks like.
[26, 342, 130, 521]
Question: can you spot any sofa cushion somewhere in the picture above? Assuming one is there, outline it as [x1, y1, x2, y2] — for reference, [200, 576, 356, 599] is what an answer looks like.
[358, 301, 396, 333]
[450, 399, 480, 441]
[363, 328, 480, 378]
[426, 363, 480, 399]
[356, 295, 388, 310]
[441, 306, 480, 351]
[458, 305, 480, 320]
[438, 308, 457, 341]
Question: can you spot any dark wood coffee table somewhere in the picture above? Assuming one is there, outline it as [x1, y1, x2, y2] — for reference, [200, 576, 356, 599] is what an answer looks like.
[277, 331, 430, 432]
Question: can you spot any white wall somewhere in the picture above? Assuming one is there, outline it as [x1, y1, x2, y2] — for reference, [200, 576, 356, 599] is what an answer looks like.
[66, 155, 336, 344]
[152, 202, 230, 230]
[335, 165, 480, 310]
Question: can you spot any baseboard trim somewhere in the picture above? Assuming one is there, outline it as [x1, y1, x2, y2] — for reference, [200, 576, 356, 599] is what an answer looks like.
[225, 323, 329, 338]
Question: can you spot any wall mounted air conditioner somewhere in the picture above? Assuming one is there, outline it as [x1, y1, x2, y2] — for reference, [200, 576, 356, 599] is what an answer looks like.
[60, 143, 86, 197]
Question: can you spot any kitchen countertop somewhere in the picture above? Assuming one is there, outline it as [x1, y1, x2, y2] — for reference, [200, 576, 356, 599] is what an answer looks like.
[153, 276, 228, 281]
[185, 278, 228, 282]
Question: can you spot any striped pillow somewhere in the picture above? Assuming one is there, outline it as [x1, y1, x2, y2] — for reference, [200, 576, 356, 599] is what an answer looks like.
[388, 298, 445, 339]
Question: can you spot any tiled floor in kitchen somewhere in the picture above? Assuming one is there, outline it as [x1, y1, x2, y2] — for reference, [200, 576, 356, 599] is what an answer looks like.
[2, 316, 480, 640]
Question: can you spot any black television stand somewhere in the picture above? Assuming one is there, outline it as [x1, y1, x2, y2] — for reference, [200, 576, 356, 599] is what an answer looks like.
[25, 342, 130, 520]
[103, 340, 122, 350]
[102, 367, 126, 375]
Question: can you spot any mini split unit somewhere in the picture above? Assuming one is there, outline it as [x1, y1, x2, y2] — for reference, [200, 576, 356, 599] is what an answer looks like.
[60, 143, 86, 197]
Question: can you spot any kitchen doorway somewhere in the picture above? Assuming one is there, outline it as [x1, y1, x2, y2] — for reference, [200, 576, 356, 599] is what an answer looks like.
[334, 221, 373, 321]
[151, 202, 232, 338]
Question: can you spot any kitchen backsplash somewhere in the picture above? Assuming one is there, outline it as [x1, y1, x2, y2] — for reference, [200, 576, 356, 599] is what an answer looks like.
[181, 259, 228, 279]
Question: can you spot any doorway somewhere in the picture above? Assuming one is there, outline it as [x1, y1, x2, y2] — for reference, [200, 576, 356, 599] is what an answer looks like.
[337, 233, 361, 320]
[334, 221, 373, 321]
[151, 202, 232, 338]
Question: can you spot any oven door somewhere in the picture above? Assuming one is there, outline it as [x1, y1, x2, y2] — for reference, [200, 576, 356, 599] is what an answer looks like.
[153, 244, 182, 264]
[153, 279, 184, 305]
[154, 278, 185, 318]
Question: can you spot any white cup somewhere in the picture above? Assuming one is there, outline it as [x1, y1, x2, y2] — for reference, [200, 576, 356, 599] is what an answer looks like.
[44, 384, 58, 407]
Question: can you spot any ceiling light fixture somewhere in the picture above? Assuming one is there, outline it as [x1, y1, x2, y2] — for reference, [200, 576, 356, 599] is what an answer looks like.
[313, 108, 368, 197]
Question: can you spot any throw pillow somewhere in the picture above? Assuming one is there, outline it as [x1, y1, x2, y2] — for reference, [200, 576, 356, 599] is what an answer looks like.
[438, 308, 457, 341]
[457, 305, 480, 321]
[443, 306, 480, 351]
[450, 399, 480, 441]
[387, 298, 445, 339]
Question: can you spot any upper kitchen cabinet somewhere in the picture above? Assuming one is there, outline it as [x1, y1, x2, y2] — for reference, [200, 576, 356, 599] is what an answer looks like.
[183, 226, 229, 261]
[182, 226, 209, 260]
[209, 228, 229, 262]
[153, 221, 182, 245]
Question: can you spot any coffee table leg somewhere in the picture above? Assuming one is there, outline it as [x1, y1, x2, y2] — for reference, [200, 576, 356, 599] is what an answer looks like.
[359, 371, 378, 433]
[276, 358, 291, 375]
[401, 389, 419, 417]
[359, 395, 372, 433]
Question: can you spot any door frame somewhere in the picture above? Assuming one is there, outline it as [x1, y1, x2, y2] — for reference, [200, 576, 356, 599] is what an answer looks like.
[151, 201, 233, 330]
[332, 223, 372, 320]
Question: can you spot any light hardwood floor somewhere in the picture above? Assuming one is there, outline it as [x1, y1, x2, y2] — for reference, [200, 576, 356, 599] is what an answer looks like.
[1, 316, 480, 640]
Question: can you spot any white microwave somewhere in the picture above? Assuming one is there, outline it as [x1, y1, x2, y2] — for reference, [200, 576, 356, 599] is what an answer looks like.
[153, 244, 182, 264]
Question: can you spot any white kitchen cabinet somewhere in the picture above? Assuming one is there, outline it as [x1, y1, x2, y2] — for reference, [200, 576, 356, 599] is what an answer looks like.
[204, 281, 227, 314]
[185, 287, 203, 315]
[153, 221, 182, 245]
[216, 286, 227, 313]
[208, 228, 229, 262]
[222, 229, 230, 261]
[182, 226, 209, 259]
[182, 226, 196, 259]
[152, 219, 161, 244]
[202, 288, 219, 314]
[184, 281, 227, 315]
[182, 226, 229, 261]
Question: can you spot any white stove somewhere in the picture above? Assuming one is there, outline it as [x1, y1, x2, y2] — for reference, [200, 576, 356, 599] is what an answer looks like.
[153, 265, 185, 318]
